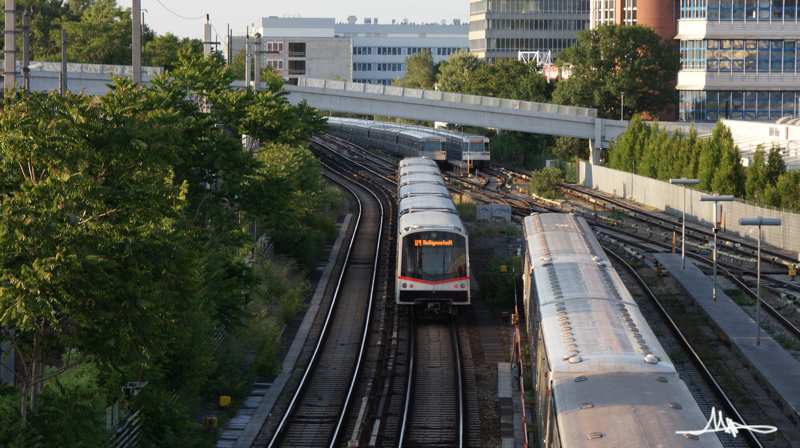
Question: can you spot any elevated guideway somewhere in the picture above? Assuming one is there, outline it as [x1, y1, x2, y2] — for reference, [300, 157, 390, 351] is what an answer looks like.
[284, 78, 629, 164]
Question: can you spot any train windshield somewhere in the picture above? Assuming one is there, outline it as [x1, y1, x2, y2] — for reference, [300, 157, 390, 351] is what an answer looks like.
[401, 231, 467, 281]
[422, 141, 445, 153]
[465, 140, 488, 153]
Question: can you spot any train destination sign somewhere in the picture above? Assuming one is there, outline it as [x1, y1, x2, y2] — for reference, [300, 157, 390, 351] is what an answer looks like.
[414, 239, 453, 247]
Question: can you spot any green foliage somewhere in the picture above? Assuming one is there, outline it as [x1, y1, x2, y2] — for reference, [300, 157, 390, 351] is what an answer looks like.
[453, 195, 477, 219]
[553, 24, 680, 119]
[607, 118, 746, 198]
[529, 167, 563, 198]
[54, 0, 133, 64]
[22, 382, 107, 447]
[435, 50, 483, 93]
[478, 254, 522, 307]
[394, 49, 436, 89]
[0, 51, 339, 441]
[144, 33, 204, 71]
[466, 59, 552, 102]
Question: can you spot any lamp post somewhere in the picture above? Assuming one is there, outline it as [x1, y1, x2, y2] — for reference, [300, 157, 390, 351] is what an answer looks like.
[669, 178, 700, 269]
[738, 217, 781, 346]
[620, 91, 625, 120]
[700, 194, 734, 301]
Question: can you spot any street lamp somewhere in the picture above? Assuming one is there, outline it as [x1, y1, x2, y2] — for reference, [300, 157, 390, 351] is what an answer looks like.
[620, 91, 625, 120]
[738, 217, 781, 346]
[700, 194, 734, 301]
[669, 178, 700, 269]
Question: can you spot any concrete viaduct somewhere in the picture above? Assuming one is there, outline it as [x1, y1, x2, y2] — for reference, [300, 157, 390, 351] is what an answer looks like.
[10, 61, 628, 164]
[284, 78, 630, 165]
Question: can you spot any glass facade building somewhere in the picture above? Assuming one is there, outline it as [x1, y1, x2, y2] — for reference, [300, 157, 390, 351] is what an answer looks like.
[469, 0, 590, 61]
[677, 1, 800, 122]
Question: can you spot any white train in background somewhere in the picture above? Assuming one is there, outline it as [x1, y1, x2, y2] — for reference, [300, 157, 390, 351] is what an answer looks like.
[326, 117, 489, 168]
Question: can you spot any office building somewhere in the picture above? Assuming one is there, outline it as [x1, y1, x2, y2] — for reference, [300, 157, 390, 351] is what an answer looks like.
[677, 2, 800, 123]
[228, 17, 468, 86]
[468, 0, 590, 62]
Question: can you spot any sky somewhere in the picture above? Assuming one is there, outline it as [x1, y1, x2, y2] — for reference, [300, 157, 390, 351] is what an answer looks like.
[118, 0, 470, 42]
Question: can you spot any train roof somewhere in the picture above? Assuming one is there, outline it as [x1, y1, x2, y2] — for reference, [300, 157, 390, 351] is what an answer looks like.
[523, 213, 675, 375]
[552, 372, 723, 448]
[399, 157, 438, 168]
[397, 173, 447, 188]
[397, 128, 446, 141]
[398, 210, 465, 235]
[397, 183, 452, 199]
[398, 196, 458, 216]
[398, 165, 441, 177]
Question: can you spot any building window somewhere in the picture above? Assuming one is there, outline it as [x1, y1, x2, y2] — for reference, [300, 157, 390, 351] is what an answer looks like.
[266, 41, 284, 53]
[266, 59, 284, 70]
[288, 42, 306, 57]
[680, 89, 800, 122]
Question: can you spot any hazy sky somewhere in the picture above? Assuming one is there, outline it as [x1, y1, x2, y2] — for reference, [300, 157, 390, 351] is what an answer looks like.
[117, 0, 469, 42]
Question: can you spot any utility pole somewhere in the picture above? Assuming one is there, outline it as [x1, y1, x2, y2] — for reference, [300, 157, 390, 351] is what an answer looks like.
[245, 28, 250, 88]
[227, 25, 232, 66]
[60, 29, 66, 96]
[204, 15, 212, 57]
[132, 0, 141, 83]
[4, 0, 16, 90]
[22, 10, 29, 91]
[253, 33, 261, 91]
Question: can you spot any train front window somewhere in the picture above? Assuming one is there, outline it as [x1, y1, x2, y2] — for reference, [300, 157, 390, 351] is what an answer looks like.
[423, 141, 444, 153]
[401, 231, 467, 281]
[467, 140, 486, 153]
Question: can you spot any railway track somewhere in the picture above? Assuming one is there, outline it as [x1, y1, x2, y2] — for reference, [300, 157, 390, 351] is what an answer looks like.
[264, 160, 387, 447]
[605, 247, 761, 448]
[401, 318, 465, 448]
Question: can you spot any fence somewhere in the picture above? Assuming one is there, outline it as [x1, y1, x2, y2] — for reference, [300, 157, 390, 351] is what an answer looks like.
[580, 162, 800, 256]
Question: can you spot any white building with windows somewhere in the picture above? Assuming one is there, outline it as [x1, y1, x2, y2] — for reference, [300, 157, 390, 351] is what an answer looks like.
[677, 1, 800, 123]
[337, 20, 469, 85]
[227, 17, 468, 86]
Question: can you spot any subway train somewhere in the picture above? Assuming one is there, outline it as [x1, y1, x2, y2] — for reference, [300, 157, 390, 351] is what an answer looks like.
[326, 117, 446, 161]
[521, 213, 723, 448]
[325, 117, 489, 168]
[396, 159, 470, 314]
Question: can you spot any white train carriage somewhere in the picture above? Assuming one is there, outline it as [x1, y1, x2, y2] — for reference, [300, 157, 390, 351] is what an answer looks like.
[399, 157, 439, 169]
[398, 164, 441, 178]
[434, 128, 491, 168]
[396, 173, 446, 190]
[398, 196, 458, 217]
[396, 210, 470, 310]
[397, 183, 452, 200]
[522, 213, 723, 448]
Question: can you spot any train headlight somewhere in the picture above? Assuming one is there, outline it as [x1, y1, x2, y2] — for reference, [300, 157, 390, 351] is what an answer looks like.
[402, 283, 407, 288]
[460, 283, 466, 289]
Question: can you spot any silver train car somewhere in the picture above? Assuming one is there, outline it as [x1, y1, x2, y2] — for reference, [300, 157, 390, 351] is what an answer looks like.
[326, 117, 447, 161]
[522, 213, 723, 448]
[396, 157, 470, 313]
[433, 128, 490, 168]
[397, 183, 452, 200]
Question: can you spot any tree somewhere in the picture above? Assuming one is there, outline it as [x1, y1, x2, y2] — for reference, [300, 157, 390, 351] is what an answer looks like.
[435, 50, 482, 93]
[143, 33, 203, 71]
[745, 147, 766, 203]
[393, 49, 435, 90]
[0, 83, 205, 429]
[54, 0, 132, 64]
[529, 167, 562, 198]
[552, 24, 680, 119]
